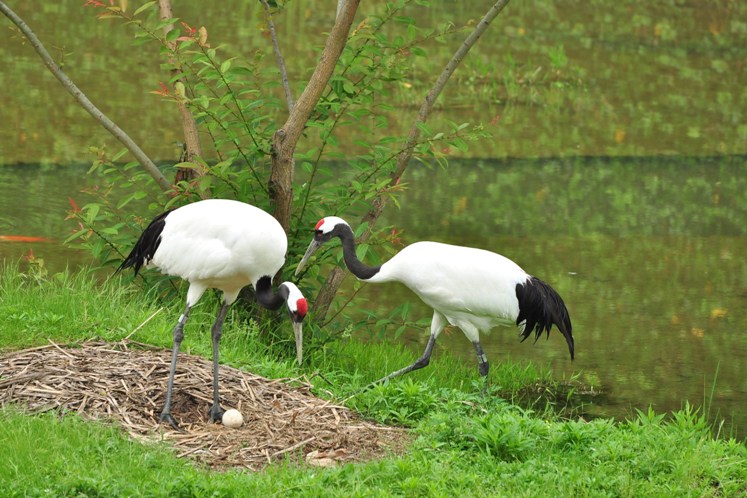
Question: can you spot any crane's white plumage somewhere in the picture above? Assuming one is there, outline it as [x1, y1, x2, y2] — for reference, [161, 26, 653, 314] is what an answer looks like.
[297, 216, 573, 387]
[371, 242, 527, 335]
[119, 199, 307, 429]
[148, 199, 288, 306]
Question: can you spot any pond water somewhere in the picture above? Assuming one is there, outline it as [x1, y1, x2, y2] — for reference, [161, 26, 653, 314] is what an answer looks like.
[1, 157, 746, 440]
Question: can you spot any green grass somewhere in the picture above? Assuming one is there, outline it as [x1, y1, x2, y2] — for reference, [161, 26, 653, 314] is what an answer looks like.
[1, 264, 746, 497]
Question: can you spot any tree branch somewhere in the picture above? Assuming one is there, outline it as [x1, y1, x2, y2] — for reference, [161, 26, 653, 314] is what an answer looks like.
[260, 0, 294, 113]
[0, 0, 171, 192]
[269, 0, 361, 231]
[312, 0, 511, 320]
[158, 0, 204, 185]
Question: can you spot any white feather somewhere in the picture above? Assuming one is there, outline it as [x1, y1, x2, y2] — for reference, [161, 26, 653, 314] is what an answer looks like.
[150, 199, 287, 305]
[369, 241, 529, 334]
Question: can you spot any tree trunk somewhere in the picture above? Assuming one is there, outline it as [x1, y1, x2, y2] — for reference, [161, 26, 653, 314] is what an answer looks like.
[269, 0, 361, 232]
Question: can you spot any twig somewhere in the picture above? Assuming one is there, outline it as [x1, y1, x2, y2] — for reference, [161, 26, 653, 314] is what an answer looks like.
[269, 436, 316, 458]
[124, 307, 164, 340]
[47, 339, 75, 359]
[260, 0, 294, 113]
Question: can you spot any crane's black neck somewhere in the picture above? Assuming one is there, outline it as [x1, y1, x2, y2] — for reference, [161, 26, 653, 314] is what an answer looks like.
[334, 224, 381, 280]
[255, 276, 286, 311]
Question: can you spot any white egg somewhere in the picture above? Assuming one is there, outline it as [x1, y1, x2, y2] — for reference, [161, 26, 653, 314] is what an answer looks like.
[222, 408, 244, 428]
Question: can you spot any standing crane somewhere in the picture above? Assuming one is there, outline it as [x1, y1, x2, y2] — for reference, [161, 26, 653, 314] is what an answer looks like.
[295, 216, 573, 386]
[118, 199, 307, 429]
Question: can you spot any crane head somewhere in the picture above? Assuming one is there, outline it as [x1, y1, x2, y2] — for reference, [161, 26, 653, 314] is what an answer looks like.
[279, 282, 307, 366]
[295, 216, 350, 276]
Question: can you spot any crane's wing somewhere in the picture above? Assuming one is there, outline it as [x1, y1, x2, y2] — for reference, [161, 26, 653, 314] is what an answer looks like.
[375, 241, 528, 324]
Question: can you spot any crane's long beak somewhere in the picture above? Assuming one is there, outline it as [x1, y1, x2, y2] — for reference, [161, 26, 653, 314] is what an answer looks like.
[293, 322, 303, 366]
[295, 239, 323, 276]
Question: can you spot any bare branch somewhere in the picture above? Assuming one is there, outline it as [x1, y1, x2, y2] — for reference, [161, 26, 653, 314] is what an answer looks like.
[0, 0, 171, 192]
[312, 0, 511, 320]
[260, 0, 294, 113]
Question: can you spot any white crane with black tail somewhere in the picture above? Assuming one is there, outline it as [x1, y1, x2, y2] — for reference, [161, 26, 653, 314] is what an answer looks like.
[295, 216, 573, 386]
[118, 199, 308, 429]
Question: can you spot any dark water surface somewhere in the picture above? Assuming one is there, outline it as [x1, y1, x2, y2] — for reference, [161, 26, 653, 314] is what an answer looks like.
[2, 156, 746, 439]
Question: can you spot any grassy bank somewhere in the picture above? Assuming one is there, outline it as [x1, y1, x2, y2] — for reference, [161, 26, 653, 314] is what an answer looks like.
[0, 265, 745, 497]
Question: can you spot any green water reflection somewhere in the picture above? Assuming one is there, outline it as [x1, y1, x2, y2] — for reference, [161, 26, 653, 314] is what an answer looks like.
[1, 1, 745, 165]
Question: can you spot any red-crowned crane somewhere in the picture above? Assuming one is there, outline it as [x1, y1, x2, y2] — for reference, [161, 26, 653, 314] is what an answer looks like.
[295, 216, 573, 387]
[118, 199, 307, 429]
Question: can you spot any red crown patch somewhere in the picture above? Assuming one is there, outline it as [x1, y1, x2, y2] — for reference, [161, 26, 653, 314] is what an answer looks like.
[296, 298, 308, 317]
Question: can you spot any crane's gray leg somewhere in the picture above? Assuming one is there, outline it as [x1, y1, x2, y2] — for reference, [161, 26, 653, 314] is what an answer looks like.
[472, 341, 490, 394]
[161, 305, 190, 430]
[207, 301, 230, 423]
[472, 341, 489, 377]
[364, 311, 447, 390]
[368, 333, 438, 387]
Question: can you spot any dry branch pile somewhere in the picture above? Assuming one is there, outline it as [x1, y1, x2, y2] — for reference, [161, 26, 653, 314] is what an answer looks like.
[0, 340, 408, 470]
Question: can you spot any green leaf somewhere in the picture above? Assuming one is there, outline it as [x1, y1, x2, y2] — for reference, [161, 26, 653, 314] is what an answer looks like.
[85, 204, 100, 224]
[400, 302, 411, 320]
[155, 18, 180, 31]
[416, 122, 432, 136]
[111, 148, 128, 162]
[173, 161, 200, 170]
[354, 222, 370, 238]
[165, 28, 180, 42]
[356, 244, 369, 261]
[133, 1, 156, 16]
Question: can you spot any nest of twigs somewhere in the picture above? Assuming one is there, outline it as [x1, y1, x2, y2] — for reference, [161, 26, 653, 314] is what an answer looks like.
[0, 340, 409, 470]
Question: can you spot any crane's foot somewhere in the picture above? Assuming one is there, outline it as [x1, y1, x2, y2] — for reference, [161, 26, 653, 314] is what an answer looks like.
[208, 404, 225, 423]
[159, 412, 184, 432]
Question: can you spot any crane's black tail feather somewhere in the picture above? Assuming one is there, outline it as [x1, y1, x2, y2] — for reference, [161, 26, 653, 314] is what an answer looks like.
[116, 210, 172, 275]
[515, 276, 574, 360]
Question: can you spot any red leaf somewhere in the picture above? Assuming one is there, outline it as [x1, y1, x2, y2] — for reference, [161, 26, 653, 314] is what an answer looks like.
[180, 21, 197, 36]
[68, 197, 81, 213]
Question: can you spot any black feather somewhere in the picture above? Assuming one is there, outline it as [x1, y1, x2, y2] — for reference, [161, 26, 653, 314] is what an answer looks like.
[116, 209, 173, 275]
[515, 276, 574, 360]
